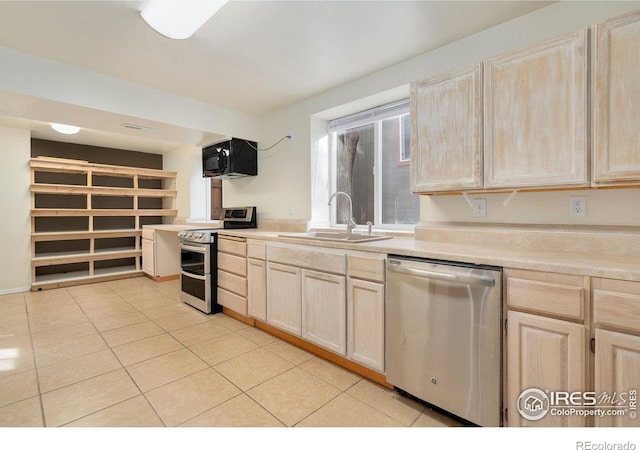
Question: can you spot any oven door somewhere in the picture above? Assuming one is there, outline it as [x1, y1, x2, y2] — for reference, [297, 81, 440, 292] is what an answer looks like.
[180, 242, 210, 275]
[180, 270, 211, 314]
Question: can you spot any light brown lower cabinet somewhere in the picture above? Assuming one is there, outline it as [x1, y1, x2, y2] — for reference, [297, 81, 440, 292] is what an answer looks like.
[594, 329, 640, 427]
[217, 236, 248, 315]
[505, 269, 589, 427]
[592, 277, 640, 426]
[266, 262, 302, 335]
[301, 270, 346, 355]
[347, 277, 385, 372]
[247, 239, 267, 321]
[247, 257, 267, 321]
[262, 243, 387, 374]
[507, 310, 587, 427]
[507, 270, 640, 427]
[265, 263, 348, 355]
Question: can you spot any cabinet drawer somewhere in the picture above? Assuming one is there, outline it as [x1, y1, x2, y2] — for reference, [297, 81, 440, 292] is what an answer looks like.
[267, 243, 345, 275]
[347, 253, 385, 282]
[218, 269, 247, 297]
[218, 288, 247, 316]
[247, 240, 266, 260]
[506, 269, 586, 321]
[142, 228, 155, 240]
[218, 252, 247, 277]
[218, 237, 247, 257]
[593, 278, 640, 334]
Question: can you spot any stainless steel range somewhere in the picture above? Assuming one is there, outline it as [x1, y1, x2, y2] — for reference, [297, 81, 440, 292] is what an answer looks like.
[177, 206, 257, 314]
[178, 229, 220, 314]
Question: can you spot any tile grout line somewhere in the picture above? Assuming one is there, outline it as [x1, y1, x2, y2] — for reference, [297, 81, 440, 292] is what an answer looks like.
[22, 287, 64, 427]
[52, 279, 167, 427]
[10, 279, 446, 428]
[55, 280, 169, 426]
[35, 283, 143, 426]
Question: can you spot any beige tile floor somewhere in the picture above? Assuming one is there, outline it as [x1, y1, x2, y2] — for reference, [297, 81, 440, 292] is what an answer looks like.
[0, 276, 463, 428]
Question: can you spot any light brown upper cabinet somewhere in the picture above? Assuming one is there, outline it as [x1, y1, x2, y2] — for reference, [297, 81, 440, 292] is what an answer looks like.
[484, 29, 589, 189]
[592, 10, 640, 185]
[410, 64, 483, 193]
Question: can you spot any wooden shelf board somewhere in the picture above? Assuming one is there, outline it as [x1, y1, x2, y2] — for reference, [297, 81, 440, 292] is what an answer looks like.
[31, 184, 177, 197]
[31, 209, 177, 217]
[32, 229, 141, 241]
[33, 248, 141, 266]
[31, 158, 177, 179]
[32, 266, 143, 291]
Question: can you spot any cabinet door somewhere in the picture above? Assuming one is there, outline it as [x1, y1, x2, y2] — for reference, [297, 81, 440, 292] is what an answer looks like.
[301, 270, 346, 355]
[247, 258, 267, 321]
[141, 238, 155, 276]
[347, 278, 384, 371]
[154, 231, 180, 277]
[266, 262, 301, 335]
[507, 310, 586, 427]
[484, 29, 588, 189]
[595, 329, 640, 427]
[410, 63, 483, 192]
[593, 10, 640, 184]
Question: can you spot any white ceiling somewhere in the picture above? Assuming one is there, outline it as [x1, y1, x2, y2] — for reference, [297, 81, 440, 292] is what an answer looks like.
[0, 0, 552, 152]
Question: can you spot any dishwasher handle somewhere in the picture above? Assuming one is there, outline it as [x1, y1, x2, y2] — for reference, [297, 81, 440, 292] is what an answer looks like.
[387, 263, 496, 287]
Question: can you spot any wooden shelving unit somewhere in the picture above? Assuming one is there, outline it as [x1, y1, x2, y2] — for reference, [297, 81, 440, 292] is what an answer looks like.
[30, 157, 177, 290]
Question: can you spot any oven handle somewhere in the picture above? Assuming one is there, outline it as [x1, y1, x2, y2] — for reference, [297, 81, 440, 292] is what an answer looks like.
[180, 244, 208, 254]
[387, 264, 495, 287]
[181, 270, 207, 281]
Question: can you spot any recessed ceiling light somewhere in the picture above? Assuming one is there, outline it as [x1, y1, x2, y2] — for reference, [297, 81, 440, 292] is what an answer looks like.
[51, 123, 80, 135]
[140, 0, 228, 40]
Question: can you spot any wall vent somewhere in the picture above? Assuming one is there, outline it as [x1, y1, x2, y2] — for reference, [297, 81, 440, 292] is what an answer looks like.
[121, 123, 158, 131]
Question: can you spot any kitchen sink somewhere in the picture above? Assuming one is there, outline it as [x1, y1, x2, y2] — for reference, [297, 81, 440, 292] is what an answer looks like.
[279, 231, 393, 243]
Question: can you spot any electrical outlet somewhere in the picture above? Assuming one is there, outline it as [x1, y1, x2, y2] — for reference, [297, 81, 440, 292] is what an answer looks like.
[288, 204, 296, 215]
[472, 199, 487, 218]
[287, 130, 294, 140]
[569, 196, 586, 217]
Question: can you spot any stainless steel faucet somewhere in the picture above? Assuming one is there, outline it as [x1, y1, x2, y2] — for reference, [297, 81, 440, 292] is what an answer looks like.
[328, 191, 356, 235]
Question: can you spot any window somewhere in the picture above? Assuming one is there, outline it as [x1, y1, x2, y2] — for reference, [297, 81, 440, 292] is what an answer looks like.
[328, 99, 419, 228]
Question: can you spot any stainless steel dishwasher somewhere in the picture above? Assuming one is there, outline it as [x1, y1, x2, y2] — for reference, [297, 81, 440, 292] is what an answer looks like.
[385, 256, 503, 427]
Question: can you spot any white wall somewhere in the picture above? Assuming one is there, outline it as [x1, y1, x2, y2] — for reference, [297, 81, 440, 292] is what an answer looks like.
[0, 126, 31, 293]
[0, 46, 261, 142]
[223, 1, 640, 228]
[163, 144, 205, 222]
[223, 104, 310, 219]
[421, 189, 640, 226]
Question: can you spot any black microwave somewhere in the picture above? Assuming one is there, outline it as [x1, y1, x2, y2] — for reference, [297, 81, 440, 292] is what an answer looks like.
[202, 138, 257, 179]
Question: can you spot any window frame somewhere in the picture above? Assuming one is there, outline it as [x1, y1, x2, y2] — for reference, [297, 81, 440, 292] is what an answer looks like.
[397, 115, 411, 166]
[328, 99, 416, 231]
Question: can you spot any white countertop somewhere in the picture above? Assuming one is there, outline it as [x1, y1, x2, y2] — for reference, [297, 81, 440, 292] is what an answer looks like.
[143, 222, 223, 232]
[217, 229, 640, 283]
[139, 225, 640, 282]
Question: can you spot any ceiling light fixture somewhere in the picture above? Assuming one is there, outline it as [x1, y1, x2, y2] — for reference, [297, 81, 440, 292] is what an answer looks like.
[140, 0, 228, 40]
[51, 123, 80, 135]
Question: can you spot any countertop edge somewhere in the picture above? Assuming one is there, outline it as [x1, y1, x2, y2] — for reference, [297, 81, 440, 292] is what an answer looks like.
[217, 229, 640, 283]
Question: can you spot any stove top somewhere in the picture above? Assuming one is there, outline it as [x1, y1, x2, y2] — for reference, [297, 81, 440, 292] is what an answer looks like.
[177, 228, 218, 244]
[177, 207, 256, 243]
